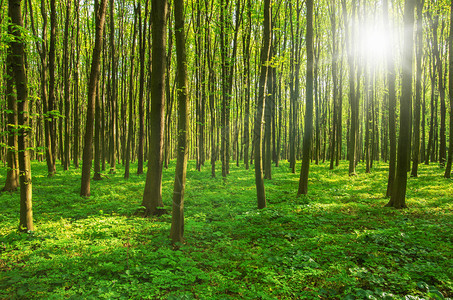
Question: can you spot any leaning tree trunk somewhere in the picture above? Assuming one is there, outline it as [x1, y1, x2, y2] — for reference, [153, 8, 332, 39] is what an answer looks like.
[297, 0, 314, 195]
[170, 0, 189, 244]
[386, 0, 415, 209]
[142, 0, 167, 215]
[80, 0, 108, 197]
[9, 0, 34, 231]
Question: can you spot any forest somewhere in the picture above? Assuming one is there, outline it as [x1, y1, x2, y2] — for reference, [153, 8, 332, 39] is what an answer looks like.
[0, 0, 452, 298]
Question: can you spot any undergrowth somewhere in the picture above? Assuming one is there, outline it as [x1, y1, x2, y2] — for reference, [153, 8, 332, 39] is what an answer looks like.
[0, 160, 452, 299]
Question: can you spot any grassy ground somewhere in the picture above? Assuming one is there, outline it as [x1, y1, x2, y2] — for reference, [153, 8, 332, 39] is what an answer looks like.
[0, 160, 452, 299]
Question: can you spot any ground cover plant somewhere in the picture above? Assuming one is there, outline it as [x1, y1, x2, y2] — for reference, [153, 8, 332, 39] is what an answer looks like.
[0, 161, 452, 299]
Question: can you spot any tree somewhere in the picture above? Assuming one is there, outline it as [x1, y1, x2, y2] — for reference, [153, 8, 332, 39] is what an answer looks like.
[297, 0, 314, 195]
[80, 0, 108, 197]
[411, 0, 424, 177]
[445, 1, 453, 178]
[254, 0, 271, 209]
[142, 0, 168, 215]
[8, 0, 34, 231]
[384, 0, 397, 197]
[386, 0, 415, 209]
[170, 0, 189, 244]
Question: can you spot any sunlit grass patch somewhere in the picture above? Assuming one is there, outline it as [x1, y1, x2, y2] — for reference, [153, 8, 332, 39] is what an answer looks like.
[0, 160, 452, 299]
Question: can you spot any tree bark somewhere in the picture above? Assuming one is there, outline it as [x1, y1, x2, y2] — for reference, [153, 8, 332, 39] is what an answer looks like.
[142, 0, 167, 215]
[297, 0, 314, 195]
[254, 0, 271, 209]
[170, 0, 189, 244]
[80, 0, 108, 197]
[444, 2, 453, 178]
[386, 0, 415, 209]
[9, 0, 34, 231]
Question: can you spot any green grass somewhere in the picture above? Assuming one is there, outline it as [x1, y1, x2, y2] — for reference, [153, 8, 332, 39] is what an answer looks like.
[0, 159, 452, 299]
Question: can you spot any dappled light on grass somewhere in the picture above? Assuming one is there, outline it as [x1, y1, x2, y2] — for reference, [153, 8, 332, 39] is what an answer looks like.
[0, 161, 452, 298]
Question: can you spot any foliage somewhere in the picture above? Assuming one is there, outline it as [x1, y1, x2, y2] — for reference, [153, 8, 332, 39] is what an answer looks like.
[0, 161, 452, 299]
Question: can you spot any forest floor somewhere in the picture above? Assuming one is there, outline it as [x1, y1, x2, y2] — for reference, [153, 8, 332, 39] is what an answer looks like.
[0, 160, 452, 299]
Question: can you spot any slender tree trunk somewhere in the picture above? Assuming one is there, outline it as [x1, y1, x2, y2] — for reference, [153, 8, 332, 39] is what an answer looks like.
[386, 0, 415, 209]
[411, 0, 424, 177]
[142, 0, 167, 215]
[63, 0, 71, 171]
[243, 0, 251, 170]
[80, 0, 108, 197]
[444, 2, 453, 178]
[9, 0, 34, 231]
[137, 0, 148, 175]
[109, 0, 117, 174]
[255, 0, 271, 209]
[384, 0, 397, 197]
[125, 9, 138, 180]
[170, 0, 189, 244]
[48, 0, 57, 171]
[329, 0, 338, 170]
[298, 0, 314, 195]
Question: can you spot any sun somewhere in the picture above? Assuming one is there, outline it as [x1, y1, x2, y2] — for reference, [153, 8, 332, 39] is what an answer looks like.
[359, 20, 393, 65]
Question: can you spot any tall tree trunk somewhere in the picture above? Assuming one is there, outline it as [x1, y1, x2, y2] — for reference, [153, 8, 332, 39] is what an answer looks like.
[298, 0, 314, 195]
[384, 0, 397, 197]
[142, 0, 167, 215]
[48, 0, 57, 171]
[242, 0, 251, 170]
[411, 0, 424, 177]
[386, 0, 415, 209]
[80, 0, 108, 197]
[254, 0, 271, 209]
[9, 0, 34, 231]
[342, 0, 358, 176]
[170, 0, 189, 244]
[444, 2, 453, 178]
[125, 8, 138, 180]
[73, 0, 80, 169]
[63, 0, 71, 171]
[109, 0, 117, 174]
[137, 0, 148, 175]
[329, 0, 338, 170]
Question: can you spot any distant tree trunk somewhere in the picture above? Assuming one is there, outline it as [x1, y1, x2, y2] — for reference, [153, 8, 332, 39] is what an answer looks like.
[2, 41, 19, 192]
[63, 0, 71, 171]
[255, 0, 271, 209]
[170, 0, 189, 244]
[137, 0, 148, 175]
[142, 0, 167, 215]
[109, 0, 117, 174]
[297, 0, 314, 195]
[411, 0, 424, 177]
[425, 53, 435, 165]
[384, 0, 397, 197]
[205, 0, 216, 177]
[342, 0, 357, 176]
[329, 0, 337, 170]
[433, 16, 447, 166]
[48, 0, 57, 171]
[242, 0, 251, 170]
[264, 45, 273, 180]
[444, 2, 453, 178]
[80, 0, 108, 197]
[386, 0, 415, 209]
[124, 10, 138, 180]
[93, 81, 102, 181]
[9, 0, 34, 231]
[73, 0, 80, 169]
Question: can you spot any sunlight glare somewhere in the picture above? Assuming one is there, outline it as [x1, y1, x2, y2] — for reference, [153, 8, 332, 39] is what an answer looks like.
[360, 21, 392, 65]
